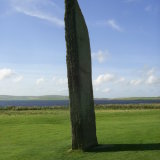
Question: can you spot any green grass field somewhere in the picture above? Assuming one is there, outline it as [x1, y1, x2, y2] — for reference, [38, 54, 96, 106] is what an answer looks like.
[0, 109, 160, 160]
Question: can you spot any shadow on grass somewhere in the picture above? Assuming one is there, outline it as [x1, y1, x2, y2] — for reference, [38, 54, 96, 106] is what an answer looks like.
[87, 143, 160, 152]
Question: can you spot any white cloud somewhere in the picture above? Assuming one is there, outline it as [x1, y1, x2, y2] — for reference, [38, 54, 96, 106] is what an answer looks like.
[0, 68, 14, 80]
[92, 50, 110, 63]
[13, 75, 23, 82]
[52, 76, 57, 81]
[57, 87, 68, 92]
[146, 75, 159, 85]
[102, 88, 111, 93]
[146, 68, 155, 76]
[36, 77, 45, 85]
[57, 78, 67, 85]
[107, 19, 123, 32]
[94, 73, 115, 86]
[145, 5, 152, 12]
[94, 87, 100, 92]
[130, 79, 143, 86]
[140, 67, 160, 85]
[115, 77, 126, 84]
[129, 67, 160, 86]
[11, 0, 64, 27]
[52, 77, 67, 85]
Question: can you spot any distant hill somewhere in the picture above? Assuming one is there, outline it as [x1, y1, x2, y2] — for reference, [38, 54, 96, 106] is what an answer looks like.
[0, 95, 159, 101]
[95, 97, 160, 101]
[112, 97, 160, 100]
[0, 95, 69, 101]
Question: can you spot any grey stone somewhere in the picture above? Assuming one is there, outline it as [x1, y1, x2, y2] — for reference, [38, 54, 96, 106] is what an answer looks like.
[65, 0, 98, 150]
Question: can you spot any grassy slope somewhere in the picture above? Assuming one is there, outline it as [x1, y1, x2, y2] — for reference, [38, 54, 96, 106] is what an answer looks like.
[0, 109, 160, 160]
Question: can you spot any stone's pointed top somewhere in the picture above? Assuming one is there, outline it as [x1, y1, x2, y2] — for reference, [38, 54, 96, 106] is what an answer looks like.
[65, 0, 82, 15]
[65, 0, 76, 8]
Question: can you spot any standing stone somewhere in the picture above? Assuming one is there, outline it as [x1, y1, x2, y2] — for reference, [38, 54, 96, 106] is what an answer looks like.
[65, 0, 98, 150]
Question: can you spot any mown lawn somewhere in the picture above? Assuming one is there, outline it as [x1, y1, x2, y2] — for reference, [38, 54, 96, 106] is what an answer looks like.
[0, 109, 160, 160]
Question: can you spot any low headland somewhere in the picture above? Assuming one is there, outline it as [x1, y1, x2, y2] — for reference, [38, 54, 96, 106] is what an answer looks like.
[0, 95, 160, 101]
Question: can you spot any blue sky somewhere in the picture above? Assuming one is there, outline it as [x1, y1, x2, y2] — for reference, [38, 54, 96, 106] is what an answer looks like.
[0, 0, 159, 98]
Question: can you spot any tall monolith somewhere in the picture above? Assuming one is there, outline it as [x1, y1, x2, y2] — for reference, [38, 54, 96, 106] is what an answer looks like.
[65, 0, 98, 150]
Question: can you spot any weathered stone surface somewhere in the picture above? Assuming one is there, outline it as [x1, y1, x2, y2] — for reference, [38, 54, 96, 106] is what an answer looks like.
[65, 0, 98, 150]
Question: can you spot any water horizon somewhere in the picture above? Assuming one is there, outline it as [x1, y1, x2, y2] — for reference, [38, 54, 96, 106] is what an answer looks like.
[0, 99, 160, 107]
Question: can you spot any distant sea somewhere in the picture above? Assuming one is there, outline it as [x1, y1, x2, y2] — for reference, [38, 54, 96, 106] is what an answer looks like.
[0, 99, 160, 107]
